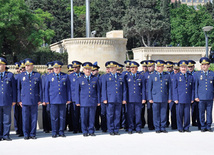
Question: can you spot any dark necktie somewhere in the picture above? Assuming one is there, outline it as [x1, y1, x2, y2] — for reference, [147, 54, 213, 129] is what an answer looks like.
[87, 77, 89, 82]
[28, 73, 31, 79]
[205, 72, 207, 77]
[115, 74, 117, 80]
[57, 74, 59, 80]
[0, 73, 2, 80]
[160, 73, 162, 79]
[133, 74, 136, 79]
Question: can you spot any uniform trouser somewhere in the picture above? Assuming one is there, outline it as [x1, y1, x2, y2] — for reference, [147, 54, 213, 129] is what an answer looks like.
[120, 104, 128, 129]
[147, 101, 154, 129]
[170, 101, 177, 129]
[107, 103, 122, 133]
[0, 106, 11, 139]
[42, 105, 51, 132]
[191, 101, 201, 129]
[101, 102, 107, 131]
[22, 105, 38, 137]
[50, 104, 66, 136]
[176, 103, 190, 130]
[141, 105, 146, 128]
[153, 102, 167, 131]
[166, 103, 170, 127]
[199, 100, 213, 130]
[65, 103, 73, 131]
[127, 102, 142, 132]
[80, 106, 97, 134]
[95, 106, 101, 130]
[72, 102, 81, 132]
[14, 104, 23, 134]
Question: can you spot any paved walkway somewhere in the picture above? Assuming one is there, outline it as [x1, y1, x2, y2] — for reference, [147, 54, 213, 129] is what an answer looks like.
[1, 125, 214, 155]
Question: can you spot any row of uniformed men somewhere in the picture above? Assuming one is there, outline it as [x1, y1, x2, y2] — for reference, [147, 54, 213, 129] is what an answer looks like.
[0, 56, 213, 141]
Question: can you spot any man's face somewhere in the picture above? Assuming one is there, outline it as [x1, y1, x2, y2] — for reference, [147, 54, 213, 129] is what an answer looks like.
[142, 66, 148, 72]
[92, 70, 99, 76]
[68, 70, 73, 74]
[126, 67, 130, 72]
[187, 66, 195, 72]
[173, 69, 180, 74]
[156, 66, 164, 73]
[16, 68, 20, 74]
[180, 65, 187, 73]
[130, 67, 138, 74]
[110, 67, 117, 73]
[73, 66, 80, 73]
[201, 64, 210, 71]
[20, 67, 26, 73]
[83, 68, 92, 76]
[148, 65, 155, 72]
[54, 67, 61, 74]
[0, 64, 5, 72]
[167, 66, 173, 72]
[47, 69, 53, 74]
[25, 65, 33, 72]
[106, 67, 110, 73]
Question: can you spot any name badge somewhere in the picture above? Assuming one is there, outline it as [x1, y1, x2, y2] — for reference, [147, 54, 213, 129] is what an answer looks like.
[23, 77, 26, 81]
[155, 77, 157, 81]
[6, 81, 9, 84]
[210, 81, 213, 84]
[179, 77, 182, 82]
[82, 81, 85, 85]
[73, 78, 75, 82]
[200, 75, 203, 80]
[63, 82, 66, 85]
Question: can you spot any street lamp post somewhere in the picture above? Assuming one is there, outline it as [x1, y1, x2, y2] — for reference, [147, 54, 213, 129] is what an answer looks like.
[202, 26, 213, 57]
[71, 0, 74, 38]
[86, 0, 90, 38]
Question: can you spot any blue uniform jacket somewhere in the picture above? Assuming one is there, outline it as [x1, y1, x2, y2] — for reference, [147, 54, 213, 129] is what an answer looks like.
[173, 72, 195, 104]
[148, 72, 171, 103]
[0, 71, 16, 106]
[45, 72, 71, 104]
[75, 75, 101, 107]
[17, 71, 42, 105]
[125, 72, 146, 103]
[68, 72, 84, 102]
[144, 71, 156, 100]
[102, 73, 127, 103]
[195, 70, 214, 101]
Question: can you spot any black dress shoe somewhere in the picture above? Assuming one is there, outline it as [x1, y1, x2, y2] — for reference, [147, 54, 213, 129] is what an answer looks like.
[171, 127, 177, 130]
[30, 136, 37, 139]
[18, 134, 24, 137]
[0, 138, 2, 141]
[178, 130, 184, 133]
[184, 130, 191, 132]
[89, 133, 96, 136]
[110, 132, 114, 136]
[149, 128, 155, 130]
[128, 131, 133, 134]
[24, 137, 29, 140]
[45, 131, 50, 133]
[136, 131, 143, 134]
[207, 129, 213, 132]
[59, 134, 66, 137]
[52, 135, 57, 138]
[201, 129, 206, 132]
[161, 130, 168, 133]
[73, 131, 78, 134]
[114, 132, 120, 135]
[83, 133, 88, 137]
[3, 137, 12, 141]
[102, 130, 107, 133]
[156, 130, 161, 133]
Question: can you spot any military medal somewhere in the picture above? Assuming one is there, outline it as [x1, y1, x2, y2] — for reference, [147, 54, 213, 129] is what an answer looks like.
[23, 77, 26, 81]
[82, 81, 85, 85]
[210, 80, 213, 84]
[52, 78, 54, 82]
[128, 79, 131, 82]
[34, 81, 37, 84]
[73, 78, 75, 82]
[179, 77, 182, 81]
[63, 82, 66, 85]
[109, 78, 111, 81]
[200, 75, 203, 80]
[6, 81, 9, 84]
[165, 82, 168, 85]
[155, 77, 157, 81]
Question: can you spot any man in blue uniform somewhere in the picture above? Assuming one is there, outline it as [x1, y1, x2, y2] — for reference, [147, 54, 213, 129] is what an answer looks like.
[173, 60, 194, 132]
[140, 60, 148, 73]
[100, 61, 110, 132]
[117, 64, 124, 74]
[144, 60, 156, 130]
[45, 61, 71, 138]
[17, 58, 42, 140]
[125, 61, 146, 134]
[42, 62, 53, 133]
[20, 60, 26, 73]
[195, 57, 213, 132]
[69, 61, 84, 133]
[148, 60, 171, 133]
[102, 61, 127, 135]
[13, 62, 23, 137]
[67, 64, 74, 75]
[75, 62, 100, 136]
[187, 60, 200, 129]
[166, 61, 174, 128]
[92, 62, 101, 131]
[0, 57, 16, 141]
